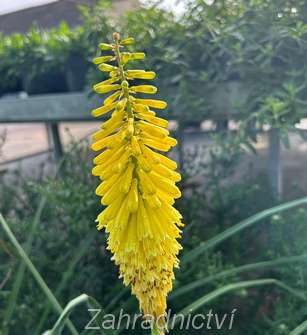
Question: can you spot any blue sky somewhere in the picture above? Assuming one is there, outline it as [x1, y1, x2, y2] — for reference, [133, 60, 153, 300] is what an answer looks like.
[0, 0, 185, 15]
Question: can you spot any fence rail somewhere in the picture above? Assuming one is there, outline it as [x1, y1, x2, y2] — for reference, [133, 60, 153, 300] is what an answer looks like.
[0, 91, 282, 197]
[0, 92, 97, 122]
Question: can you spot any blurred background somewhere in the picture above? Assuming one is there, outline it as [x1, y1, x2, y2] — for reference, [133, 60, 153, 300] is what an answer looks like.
[1, 0, 307, 334]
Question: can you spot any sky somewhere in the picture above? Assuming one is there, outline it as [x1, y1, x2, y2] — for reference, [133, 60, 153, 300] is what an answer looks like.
[0, 0, 58, 14]
[0, 0, 186, 15]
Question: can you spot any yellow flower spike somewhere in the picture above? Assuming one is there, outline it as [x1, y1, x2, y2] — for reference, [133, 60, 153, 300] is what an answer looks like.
[91, 32, 184, 332]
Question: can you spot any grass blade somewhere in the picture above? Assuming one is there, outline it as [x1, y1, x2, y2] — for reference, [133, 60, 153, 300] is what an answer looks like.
[289, 319, 307, 335]
[170, 253, 307, 300]
[2, 198, 46, 333]
[174, 278, 306, 324]
[105, 287, 129, 312]
[44, 294, 115, 335]
[0, 213, 79, 335]
[181, 197, 307, 264]
[34, 233, 95, 335]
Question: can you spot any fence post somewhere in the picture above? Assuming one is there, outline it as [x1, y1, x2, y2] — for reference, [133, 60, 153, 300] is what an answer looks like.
[268, 128, 282, 199]
[46, 122, 63, 161]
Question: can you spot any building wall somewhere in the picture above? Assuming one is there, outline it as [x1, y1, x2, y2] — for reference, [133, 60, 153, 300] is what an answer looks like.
[0, 0, 139, 34]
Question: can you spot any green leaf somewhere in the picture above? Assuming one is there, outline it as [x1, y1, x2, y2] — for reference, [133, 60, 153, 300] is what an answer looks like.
[181, 197, 307, 264]
[43, 294, 114, 335]
[171, 253, 307, 300]
[104, 287, 129, 313]
[173, 279, 306, 325]
[34, 233, 96, 335]
[289, 319, 307, 335]
[0, 212, 79, 335]
[2, 198, 46, 334]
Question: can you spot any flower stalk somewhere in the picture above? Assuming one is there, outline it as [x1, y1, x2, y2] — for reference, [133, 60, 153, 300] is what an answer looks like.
[91, 32, 184, 332]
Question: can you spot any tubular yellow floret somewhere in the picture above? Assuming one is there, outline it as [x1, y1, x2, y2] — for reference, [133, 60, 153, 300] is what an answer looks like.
[90, 33, 184, 332]
[130, 85, 157, 94]
[93, 55, 114, 64]
[94, 84, 121, 94]
[134, 98, 167, 109]
[99, 42, 113, 50]
[91, 102, 117, 117]
[126, 70, 156, 80]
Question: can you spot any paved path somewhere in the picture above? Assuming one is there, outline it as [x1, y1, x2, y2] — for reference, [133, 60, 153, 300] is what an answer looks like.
[0, 122, 99, 163]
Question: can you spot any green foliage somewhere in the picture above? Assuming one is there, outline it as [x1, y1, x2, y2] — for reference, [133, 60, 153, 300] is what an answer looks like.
[1, 140, 307, 334]
[0, 1, 112, 95]
[1, 1, 307, 334]
[1, 0, 306, 145]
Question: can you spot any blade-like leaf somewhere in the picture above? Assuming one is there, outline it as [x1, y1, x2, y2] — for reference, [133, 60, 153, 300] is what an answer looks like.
[104, 287, 129, 313]
[2, 198, 46, 334]
[289, 319, 307, 335]
[170, 253, 307, 300]
[34, 233, 95, 335]
[43, 294, 115, 335]
[174, 278, 306, 325]
[182, 197, 307, 264]
[0, 213, 79, 335]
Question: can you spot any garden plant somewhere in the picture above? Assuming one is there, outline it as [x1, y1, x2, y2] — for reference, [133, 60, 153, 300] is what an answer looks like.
[1, 1, 307, 335]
